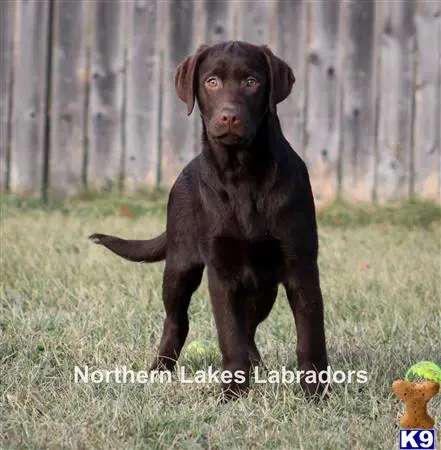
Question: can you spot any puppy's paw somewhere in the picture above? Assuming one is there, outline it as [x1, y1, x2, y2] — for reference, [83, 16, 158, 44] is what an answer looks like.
[301, 378, 331, 402]
[219, 380, 249, 403]
[88, 233, 108, 245]
[217, 389, 243, 404]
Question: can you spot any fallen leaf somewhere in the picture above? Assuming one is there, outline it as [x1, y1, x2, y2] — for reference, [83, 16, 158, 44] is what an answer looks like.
[120, 204, 133, 219]
[375, 223, 392, 230]
[357, 261, 370, 271]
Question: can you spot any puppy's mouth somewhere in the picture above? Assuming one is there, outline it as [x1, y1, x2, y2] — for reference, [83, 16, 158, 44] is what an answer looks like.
[213, 133, 248, 146]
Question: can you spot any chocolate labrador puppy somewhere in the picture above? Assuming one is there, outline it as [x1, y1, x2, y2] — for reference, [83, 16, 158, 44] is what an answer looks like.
[90, 41, 329, 399]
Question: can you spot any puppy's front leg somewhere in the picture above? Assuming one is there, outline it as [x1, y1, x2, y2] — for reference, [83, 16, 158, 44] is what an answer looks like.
[207, 269, 250, 400]
[284, 262, 329, 397]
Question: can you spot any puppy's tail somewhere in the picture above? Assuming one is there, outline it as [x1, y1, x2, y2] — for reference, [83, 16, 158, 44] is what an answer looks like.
[88, 232, 166, 262]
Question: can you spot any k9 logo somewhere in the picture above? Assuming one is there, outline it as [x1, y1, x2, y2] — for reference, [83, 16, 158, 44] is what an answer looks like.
[399, 429, 435, 450]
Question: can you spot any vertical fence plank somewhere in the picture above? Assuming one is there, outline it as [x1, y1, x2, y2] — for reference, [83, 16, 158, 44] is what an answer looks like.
[375, 0, 415, 202]
[340, 0, 376, 202]
[161, 0, 196, 186]
[237, 0, 272, 45]
[274, 0, 308, 158]
[49, 0, 88, 199]
[194, 0, 207, 48]
[125, 0, 160, 190]
[0, 0, 15, 191]
[435, 16, 441, 203]
[205, 0, 234, 44]
[190, 0, 208, 159]
[305, 0, 342, 206]
[413, 0, 441, 200]
[87, 0, 126, 190]
[191, 0, 207, 159]
[10, 0, 50, 194]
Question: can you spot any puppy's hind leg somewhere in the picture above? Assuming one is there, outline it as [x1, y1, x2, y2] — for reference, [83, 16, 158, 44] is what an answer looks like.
[150, 262, 204, 372]
[246, 287, 277, 367]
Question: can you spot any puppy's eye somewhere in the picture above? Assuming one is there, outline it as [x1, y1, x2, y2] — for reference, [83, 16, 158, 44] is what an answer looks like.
[205, 76, 220, 88]
[245, 77, 258, 88]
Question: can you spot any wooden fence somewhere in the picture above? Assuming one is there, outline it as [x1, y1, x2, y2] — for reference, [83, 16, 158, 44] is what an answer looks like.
[0, 0, 440, 204]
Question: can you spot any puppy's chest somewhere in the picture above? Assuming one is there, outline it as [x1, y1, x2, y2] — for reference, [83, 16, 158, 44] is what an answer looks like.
[205, 190, 284, 286]
[219, 189, 270, 238]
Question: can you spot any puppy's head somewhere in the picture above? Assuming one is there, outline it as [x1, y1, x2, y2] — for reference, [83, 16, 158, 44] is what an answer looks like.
[174, 41, 295, 146]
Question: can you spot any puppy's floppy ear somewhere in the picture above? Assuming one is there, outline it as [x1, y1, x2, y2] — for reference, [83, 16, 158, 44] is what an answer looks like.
[174, 45, 209, 116]
[260, 46, 295, 113]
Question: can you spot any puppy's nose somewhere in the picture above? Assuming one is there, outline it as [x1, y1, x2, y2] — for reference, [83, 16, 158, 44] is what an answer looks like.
[220, 110, 241, 127]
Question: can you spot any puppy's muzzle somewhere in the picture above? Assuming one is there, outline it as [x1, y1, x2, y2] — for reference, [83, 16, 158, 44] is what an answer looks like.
[211, 106, 245, 142]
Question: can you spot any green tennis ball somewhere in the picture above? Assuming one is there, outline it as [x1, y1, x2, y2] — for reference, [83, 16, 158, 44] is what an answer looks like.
[405, 361, 441, 383]
[185, 339, 219, 360]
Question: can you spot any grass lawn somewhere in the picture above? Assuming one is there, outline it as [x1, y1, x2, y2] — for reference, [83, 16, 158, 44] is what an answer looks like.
[1, 193, 440, 449]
